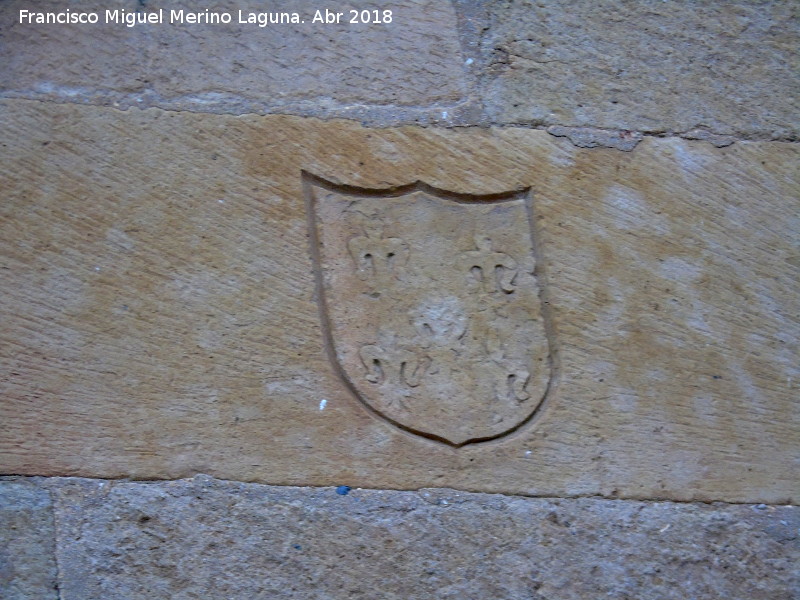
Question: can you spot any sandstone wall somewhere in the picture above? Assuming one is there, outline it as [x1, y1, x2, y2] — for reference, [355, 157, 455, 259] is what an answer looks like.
[1, 1, 798, 598]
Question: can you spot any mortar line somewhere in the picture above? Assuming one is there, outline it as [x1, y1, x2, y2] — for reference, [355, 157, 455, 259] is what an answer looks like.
[47, 484, 65, 600]
[1, 95, 797, 145]
[2, 474, 792, 508]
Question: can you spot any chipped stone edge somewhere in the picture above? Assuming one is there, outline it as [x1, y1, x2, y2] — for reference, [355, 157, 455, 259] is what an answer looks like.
[545, 125, 644, 152]
[545, 126, 736, 151]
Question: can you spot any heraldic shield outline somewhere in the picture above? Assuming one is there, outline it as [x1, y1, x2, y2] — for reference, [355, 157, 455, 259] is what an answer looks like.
[304, 172, 557, 447]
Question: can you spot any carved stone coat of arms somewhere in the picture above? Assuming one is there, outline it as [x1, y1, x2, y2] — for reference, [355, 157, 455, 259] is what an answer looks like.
[305, 174, 554, 446]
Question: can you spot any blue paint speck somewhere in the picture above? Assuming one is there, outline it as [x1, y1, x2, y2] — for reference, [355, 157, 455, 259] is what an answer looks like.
[336, 485, 351, 496]
[293, 544, 302, 550]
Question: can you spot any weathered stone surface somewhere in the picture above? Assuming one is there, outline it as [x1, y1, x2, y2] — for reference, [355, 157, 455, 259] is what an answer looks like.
[0, 99, 798, 503]
[0, 479, 58, 600]
[51, 476, 799, 600]
[480, 0, 800, 139]
[0, 0, 471, 124]
[0, 0, 146, 98]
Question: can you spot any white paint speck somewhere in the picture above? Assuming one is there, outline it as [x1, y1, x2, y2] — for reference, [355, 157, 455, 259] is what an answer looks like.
[525, 450, 532, 456]
[94, 266, 100, 271]
[442, 111, 448, 119]
[319, 399, 327, 411]
[659, 524, 671, 533]
[218, 199, 225, 204]
[465, 58, 474, 66]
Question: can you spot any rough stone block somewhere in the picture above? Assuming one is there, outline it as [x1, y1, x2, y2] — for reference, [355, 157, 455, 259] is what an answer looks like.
[51, 476, 800, 600]
[146, 0, 466, 110]
[0, 479, 58, 600]
[0, 1, 146, 98]
[480, 0, 800, 138]
[0, 0, 469, 121]
[0, 99, 797, 503]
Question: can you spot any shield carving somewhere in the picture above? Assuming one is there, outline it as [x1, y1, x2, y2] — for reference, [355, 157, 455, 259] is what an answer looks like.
[304, 173, 555, 446]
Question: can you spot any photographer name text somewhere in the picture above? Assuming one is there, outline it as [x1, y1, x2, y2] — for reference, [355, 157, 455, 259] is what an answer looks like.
[18, 8, 394, 27]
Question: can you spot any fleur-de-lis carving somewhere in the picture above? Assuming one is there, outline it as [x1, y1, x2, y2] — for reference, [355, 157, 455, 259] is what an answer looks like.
[486, 334, 531, 402]
[347, 217, 409, 284]
[359, 344, 426, 388]
[462, 235, 518, 293]
[505, 370, 531, 402]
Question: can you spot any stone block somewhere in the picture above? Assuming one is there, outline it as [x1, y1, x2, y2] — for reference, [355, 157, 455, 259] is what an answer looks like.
[146, 0, 466, 110]
[0, 0, 146, 99]
[0, 99, 797, 503]
[0, 0, 469, 121]
[480, 0, 800, 138]
[51, 476, 800, 600]
[0, 479, 58, 600]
